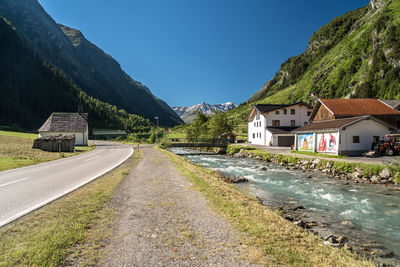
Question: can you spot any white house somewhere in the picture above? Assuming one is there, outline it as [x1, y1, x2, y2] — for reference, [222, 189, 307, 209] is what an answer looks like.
[248, 102, 313, 146]
[38, 112, 89, 146]
[293, 116, 396, 156]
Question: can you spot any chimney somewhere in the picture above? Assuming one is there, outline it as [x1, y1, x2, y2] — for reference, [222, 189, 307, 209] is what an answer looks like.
[78, 100, 83, 114]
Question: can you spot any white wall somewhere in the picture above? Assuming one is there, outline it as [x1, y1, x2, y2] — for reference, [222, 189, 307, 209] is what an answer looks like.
[39, 131, 88, 146]
[265, 131, 273, 146]
[340, 119, 391, 154]
[265, 104, 312, 127]
[248, 112, 266, 145]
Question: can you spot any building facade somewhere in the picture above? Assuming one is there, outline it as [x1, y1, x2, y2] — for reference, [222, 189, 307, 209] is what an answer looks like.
[294, 116, 396, 156]
[248, 102, 313, 146]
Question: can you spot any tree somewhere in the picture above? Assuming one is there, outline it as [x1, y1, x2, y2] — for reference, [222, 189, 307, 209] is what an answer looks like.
[208, 112, 233, 142]
[186, 112, 209, 141]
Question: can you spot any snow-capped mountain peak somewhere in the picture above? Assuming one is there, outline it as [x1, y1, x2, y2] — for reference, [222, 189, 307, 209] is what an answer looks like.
[172, 102, 237, 123]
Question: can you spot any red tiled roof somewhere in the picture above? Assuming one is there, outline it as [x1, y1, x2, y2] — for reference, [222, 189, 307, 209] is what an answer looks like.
[320, 99, 399, 116]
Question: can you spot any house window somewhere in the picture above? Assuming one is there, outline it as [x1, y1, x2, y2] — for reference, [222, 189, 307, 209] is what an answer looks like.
[291, 120, 295, 126]
[254, 122, 256, 127]
[256, 114, 260, 120]
[272, 120, 280, 126]
[290, 109, 295, 115]
[307, 111, 311, 116]
[353, 136, 360, 143]
[253, 133, 255, 139]
[283, 109, 287, 115]
[275, 110, 280, 115]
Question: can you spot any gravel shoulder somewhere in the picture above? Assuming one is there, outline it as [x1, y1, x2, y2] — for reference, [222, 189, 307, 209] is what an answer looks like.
[99, 146, 257, 266]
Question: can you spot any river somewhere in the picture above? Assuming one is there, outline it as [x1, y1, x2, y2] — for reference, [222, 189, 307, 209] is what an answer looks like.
[170, 148, 400, 265]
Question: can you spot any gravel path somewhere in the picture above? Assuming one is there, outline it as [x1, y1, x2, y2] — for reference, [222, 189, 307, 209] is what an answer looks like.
[99, 146, 257, 266]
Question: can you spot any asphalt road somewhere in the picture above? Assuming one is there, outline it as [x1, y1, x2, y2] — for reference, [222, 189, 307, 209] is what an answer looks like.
[0, 141, 133, 228]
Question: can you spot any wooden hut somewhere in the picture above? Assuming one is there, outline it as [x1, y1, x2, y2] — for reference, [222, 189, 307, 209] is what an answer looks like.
[38, 113, 88, 146]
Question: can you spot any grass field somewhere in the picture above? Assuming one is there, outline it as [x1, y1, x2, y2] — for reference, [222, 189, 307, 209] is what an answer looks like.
[0, 131, 94, 172]
[0, 151, 142, 266]
[0, 130, 37, 139]
[163, 149, 373, 266]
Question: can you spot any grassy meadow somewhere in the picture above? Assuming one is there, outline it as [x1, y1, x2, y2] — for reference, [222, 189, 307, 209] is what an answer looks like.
[0, 130, 94, 172]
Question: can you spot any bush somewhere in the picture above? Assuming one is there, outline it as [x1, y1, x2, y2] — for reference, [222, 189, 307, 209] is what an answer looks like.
[226, 145, 254, 155]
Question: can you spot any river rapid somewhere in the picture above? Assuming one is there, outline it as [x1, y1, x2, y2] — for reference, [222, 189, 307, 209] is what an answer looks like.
[170, 148, 400, 265]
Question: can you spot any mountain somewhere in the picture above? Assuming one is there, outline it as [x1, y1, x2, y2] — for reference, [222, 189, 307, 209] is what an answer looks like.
[0, 0, 183, 127]
[0, 17, 152, 132]
[173, 102, 237, 123]
[229, 0, 400, 132]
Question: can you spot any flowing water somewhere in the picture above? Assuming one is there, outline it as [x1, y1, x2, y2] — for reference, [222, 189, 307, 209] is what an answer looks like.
[170, 148, 400, 263]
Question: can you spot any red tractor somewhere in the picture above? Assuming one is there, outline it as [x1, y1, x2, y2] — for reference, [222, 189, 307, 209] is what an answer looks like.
[374, 134, 400, 156]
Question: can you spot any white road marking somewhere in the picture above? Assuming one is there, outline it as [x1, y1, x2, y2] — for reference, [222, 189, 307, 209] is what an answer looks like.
[84, 155, 101, 162]
[110, 149, 114, 152]
[0, 177, 29, 188]
[0, 147, 133, 228]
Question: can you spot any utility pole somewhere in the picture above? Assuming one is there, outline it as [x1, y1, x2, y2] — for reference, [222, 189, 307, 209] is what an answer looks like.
[155, 116, 159, 143]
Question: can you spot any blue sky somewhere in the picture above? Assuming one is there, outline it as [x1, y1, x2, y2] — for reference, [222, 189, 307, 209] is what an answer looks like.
[38, 0, 369, 107]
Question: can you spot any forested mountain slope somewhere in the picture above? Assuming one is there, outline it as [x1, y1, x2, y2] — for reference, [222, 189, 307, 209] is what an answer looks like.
[229, 0, 400, 132]
[0, 17, 151, 132]
[0, 0, 183, 126]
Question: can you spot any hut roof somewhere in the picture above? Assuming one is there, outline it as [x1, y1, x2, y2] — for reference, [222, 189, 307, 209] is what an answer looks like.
[38, 113, 88, 132]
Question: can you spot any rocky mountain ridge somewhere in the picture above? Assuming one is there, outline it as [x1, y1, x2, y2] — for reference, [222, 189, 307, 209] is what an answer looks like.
[173, 102, 237, 123]
[247, 0, 398, 105]
[0, 17, 151, 131]
[226, 0, 399, 134]
[0, 0, 182, 126]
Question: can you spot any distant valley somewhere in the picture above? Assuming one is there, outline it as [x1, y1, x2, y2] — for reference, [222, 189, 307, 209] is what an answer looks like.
[173, 102, 237, 123]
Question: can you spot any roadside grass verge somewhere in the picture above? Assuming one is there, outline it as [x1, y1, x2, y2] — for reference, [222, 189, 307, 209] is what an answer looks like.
[290, 150, 347, 158]
[162, 149, 372, 266]
[0, 151, 142, 266]
[0, 134, 95, 172]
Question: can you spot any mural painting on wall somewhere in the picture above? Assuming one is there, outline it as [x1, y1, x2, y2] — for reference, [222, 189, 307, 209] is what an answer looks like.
[317, 132, 338, 153]
[298, 133, 314, 151]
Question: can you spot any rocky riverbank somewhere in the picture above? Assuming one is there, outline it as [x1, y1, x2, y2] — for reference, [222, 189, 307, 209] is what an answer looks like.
[226, 147, 400, 266]
[255, 193, 400, 266]
[230, 148, 400, 187]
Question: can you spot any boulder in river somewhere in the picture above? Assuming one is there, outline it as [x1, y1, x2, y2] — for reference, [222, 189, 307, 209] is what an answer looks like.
[350, 171, 362, 179]
[214, 170, 248, 184]
[379, 168, 391, 179]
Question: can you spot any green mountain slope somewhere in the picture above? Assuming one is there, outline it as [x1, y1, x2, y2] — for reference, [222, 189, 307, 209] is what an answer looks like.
[0, 0, 183, 127]
[0, 17, 151, 132]
[229, 0, 400, 133]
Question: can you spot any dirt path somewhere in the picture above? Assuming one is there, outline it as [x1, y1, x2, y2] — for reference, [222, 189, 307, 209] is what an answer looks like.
[99, 146, 257, 266]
